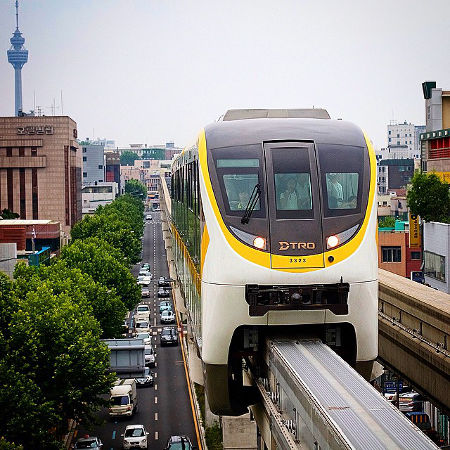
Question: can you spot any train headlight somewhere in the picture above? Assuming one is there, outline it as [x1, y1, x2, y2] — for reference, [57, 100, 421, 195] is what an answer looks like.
[326, 224, 360, 250]
[253, 236, 266, 250]
[327, 235, 339, 248]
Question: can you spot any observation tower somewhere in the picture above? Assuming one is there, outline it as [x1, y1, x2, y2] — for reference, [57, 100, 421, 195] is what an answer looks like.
[7, 0, 28, 116]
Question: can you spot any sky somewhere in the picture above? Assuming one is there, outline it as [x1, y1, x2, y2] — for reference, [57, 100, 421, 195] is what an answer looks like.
[0, 0, 449, 149]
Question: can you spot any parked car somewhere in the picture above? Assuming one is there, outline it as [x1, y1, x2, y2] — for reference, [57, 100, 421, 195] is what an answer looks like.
[135, 367, 154, 387]
[398, 392, 424, 412]
[161, 310, 175, 324]
[135, 332, 151, 346]
[134, 320, 150, 334]
[141, 287, 150, 298]
[144, 345, 155, 367]
[139, 269, 151, 277]
[73, 436, 103, 449]
[122, 424, 149, 449]
[138, 276, 152, 286]
[160, 327, 178, 346]
[158, 288, 170, 298]
[165, 435, 196, 450]
[135, 303, 150, 319]
[159, 301, 172, 313]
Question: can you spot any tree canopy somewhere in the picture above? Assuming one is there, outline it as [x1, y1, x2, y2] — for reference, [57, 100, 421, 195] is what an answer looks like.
[407, 172, 450, 223]
[120, 150, 139, 166]
[125, 179, 147, 200]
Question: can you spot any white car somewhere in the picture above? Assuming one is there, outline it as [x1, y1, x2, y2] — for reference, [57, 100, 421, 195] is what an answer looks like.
[161, 310, 175, 324]
[135, 304, 150, 319]
[134, 320, 150, 334]
[137, 276, 152, 286]
[122, 424, 149, 449]
[146, 214, 152, 220]
[144, 345, 155, 367]
[139, 269, 151, 277]
[135, 332, 151, 346]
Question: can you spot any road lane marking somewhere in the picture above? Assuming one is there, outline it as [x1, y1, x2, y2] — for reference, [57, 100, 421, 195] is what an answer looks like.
[112, 430, 116, 439]
[154, 372, 157, 378]
[155, 383, 158, 390]
[155, 432, 159, 440]
[155, 412, 158, 421]
[155, 396, 158, 404]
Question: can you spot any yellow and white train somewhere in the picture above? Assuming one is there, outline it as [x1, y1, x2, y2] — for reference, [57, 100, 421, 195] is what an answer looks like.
[171, 109, 378, 415]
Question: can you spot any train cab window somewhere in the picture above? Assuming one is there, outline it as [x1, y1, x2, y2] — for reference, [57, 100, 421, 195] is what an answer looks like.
[325, 173, 359, 209]
[223, 173, 260, 211]
[275, 173, 312, 211]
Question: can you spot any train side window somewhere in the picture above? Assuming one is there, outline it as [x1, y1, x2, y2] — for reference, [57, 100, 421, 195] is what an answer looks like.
[325, 173, 359, 209]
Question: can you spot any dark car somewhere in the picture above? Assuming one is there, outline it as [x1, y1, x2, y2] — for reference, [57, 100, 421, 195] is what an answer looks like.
[165, 435, 196, 450]
[73, 436, 103, 449]
[135, 367, 154, 387]
[160, 327, 178, 346]
[158, 276, 173, 288]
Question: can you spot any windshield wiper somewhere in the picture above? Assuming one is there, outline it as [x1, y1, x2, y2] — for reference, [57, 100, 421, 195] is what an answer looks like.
[241, 184, 261, 224]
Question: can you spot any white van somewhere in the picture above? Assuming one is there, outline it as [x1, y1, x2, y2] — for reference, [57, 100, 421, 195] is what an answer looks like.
[109, 379, 138, 417]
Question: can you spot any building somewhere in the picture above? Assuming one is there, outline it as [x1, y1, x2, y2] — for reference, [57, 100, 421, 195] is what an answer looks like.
[82, 182, 119, 215]
[115, 142, 182, 160]
[420, 81, 450, 175]
[0, 116, 81, 235]
[423, 222, 450, 293]
[378, 221, 422, 279]
[80, 139, 105, 185]
[377, 159, 414, 194]
[105, 151, 121, 192]
[387, 121, 424, 160]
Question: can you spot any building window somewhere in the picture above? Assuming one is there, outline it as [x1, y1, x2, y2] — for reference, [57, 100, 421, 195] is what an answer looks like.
[389, 138, 391, 143]
[83, 172, 87, 178]
[83, 156, 87, 162]
[98, 164, 103, 169]
[424, 251, 445, 282]
[397, 134, 400, 138]
[411, 251, 421, 260]
[83, 147, 87, 153]
[382, 246, 401, 262]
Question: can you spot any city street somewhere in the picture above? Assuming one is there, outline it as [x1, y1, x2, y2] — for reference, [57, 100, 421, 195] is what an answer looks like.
[76, 211, 198, 450]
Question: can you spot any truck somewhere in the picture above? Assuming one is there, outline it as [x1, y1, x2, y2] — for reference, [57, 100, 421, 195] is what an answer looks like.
[109, 379, 138, 417]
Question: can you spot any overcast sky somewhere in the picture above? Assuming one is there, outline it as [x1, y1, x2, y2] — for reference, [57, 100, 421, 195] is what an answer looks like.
[1, 0, 449, 149]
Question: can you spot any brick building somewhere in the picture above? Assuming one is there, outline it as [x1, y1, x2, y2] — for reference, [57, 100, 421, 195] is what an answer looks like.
[0, 116, 81, 235]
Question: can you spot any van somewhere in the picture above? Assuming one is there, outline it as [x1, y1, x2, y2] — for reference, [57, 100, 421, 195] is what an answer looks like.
[109, 379, 138, 417]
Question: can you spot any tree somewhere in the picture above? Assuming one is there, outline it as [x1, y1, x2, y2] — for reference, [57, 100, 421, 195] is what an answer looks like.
[0, 209, 19, 220]
[14, 261, 127, 339]
[0, 284, 115, 449]
[378, 216, 396, 228]
[125, 179, 147, 200]
[407, 172, 450, 223]
[120, 151, 139, 166]
[60, 239, 141, 310]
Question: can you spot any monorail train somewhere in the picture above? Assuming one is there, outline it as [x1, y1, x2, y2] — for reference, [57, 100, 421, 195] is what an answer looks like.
[170, 109, 378, 415]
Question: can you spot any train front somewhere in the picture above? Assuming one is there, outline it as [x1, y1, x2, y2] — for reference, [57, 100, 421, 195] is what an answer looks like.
[199, 117, 378, 415]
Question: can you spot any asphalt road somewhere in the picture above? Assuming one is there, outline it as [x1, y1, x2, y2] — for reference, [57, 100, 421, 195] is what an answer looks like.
[76, 211, 198, 450]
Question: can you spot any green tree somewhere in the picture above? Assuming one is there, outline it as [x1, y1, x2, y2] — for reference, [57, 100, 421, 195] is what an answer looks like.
[0, 284, 115, 449]
[14, 261, 127, 338]
[120, 150, 139, 166]
[407, 172, 450, 223]
[0, 438, 23, 450]
[125, 179, 147, 201]
[60, 239, 141, 310]
[0, 209, 19, 220]
[378, 216, 396, 228]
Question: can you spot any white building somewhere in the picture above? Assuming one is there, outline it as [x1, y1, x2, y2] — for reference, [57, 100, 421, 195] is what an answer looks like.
[386, 121, 425, 160]
[424, 222, 450, 293]
[82, 182, 119, 216]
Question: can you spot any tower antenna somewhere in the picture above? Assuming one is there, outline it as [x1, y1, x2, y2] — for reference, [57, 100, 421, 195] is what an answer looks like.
[15, 0, 19, 29]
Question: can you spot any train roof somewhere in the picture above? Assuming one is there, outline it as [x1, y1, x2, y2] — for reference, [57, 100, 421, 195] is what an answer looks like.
[204, 117, 367, 149]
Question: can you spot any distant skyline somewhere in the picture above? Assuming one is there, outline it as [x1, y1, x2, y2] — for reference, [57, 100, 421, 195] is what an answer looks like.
[1, 0, 449, 149]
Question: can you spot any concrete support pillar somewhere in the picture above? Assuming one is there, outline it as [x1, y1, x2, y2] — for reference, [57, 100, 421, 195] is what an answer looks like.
[222, 414, 257, 450]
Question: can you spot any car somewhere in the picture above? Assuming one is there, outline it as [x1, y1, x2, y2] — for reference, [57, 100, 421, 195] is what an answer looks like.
[158, 288, 170, 298]
[146, 214, 152, 220]
[134, 320, 150, 334]
[144, 345, 155, 367]
[73, 435, 103, 449]
[135, 367, 154, 387]
[159, 301, 172, 313]
[139, 269, 151, 277]
[398, 392, 425, 412]
[164, 435, 196, 450]
[160, 327, 178, 346]
[161, 310, 175, 324]
[135, 303, 150, 319]
[138, 276, 152, 286]
[141, 263, 150, 271]
[141, 287, 150, 298]
[121, 424, 149, 449]
[135, 332, 151, 346]
[158, 276, 172, 288]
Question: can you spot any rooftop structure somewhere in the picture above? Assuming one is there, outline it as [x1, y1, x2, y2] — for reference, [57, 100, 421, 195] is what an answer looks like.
[7, 1, 28, 116]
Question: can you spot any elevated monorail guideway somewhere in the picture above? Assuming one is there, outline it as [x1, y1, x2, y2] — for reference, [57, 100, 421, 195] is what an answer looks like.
[256, 339, 438, 450]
